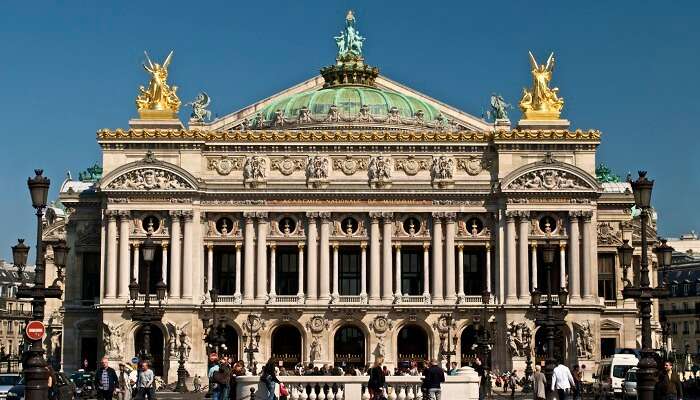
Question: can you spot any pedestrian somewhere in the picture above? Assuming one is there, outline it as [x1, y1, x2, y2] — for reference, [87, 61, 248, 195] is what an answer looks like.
[261, 358, 281, 400]
[655, 360, 683, 400]
[231, 360, 246, 400]
[218, 358, 232, 400]
[135, 360, 156, 400]
[367, 356, 386, 400]
[551, 362, 576, 400]
[209, 356, 222, 400]
[532, 365, 546, 400]
[94, 356, 119, 400]
[422, 359, 446, 400]
[509, 370, 518, 399]
[117, 362, 134, 400]
[571, 365, 583, 400]
[193, 374, 202, 392]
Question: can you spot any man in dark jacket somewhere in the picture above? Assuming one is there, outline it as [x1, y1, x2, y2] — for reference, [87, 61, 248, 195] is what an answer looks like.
[94, 356, 119, 400]
[422, 359, 446, 400]
[655, 361, 683, 400]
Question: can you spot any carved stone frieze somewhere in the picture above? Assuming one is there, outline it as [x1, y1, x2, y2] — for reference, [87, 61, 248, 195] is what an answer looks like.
[306, 155, 330, 188]
[207, 155, 244, 175]
[243, 156, 267, 188]
[332, 156, 368, 175]
[394, 156, 429, 176]
[269, 156, 304, 176]
[597, 221, 623, 246]
[368, 156, 392, 188]
[457, 155, 492, 176]
[507, 169, 589, 191]
[505, 321, 532, 357]
[306, 315, 329, 335]
[106, 168, 193, 191]
[431, 156, 454, 188]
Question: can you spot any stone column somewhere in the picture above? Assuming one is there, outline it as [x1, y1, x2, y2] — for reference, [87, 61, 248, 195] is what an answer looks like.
[243, 213, 255, 301]
[559, 243, 567, 290]
[269, 242, 277, 300]
[581, 211, 593, 299]
[369, 213, 381, 301]
[306, 213, 318, 301]
[332, 242, 340, 301]
[496, 211, 505, 304]
[360, 242, 368, 301]
[457, 243, 465, 300]
[518, 211, 530, 302]
[531, 243, 538, 291]
[105, 211, 118, 299]
[486, 243, 492, 294]
[118, 211, 130, 299]
[161, 243, 168, 284]
[235, 243, 242, 301]
[255, 213, 269, 301]
[169, 211, 181, 298]
[132, 243, 140, 281]
[382, 213, 394, 302]
[207, 244, 214, 292]
[319, 213, 331, 301]
[423, 242, 431, 300]
[505, 212, 517, 303]
[431, 213, 443, 302]
[568, 211, 581, 301]
[297, 242, 305, 301]
[182, 211, 194, 299]
[394, 244, 402, 299]
[444, 213, 457, 302]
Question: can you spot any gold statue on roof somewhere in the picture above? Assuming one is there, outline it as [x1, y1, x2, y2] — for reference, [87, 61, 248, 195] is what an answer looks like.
[519, 51, 564, 120]
[136, 51, 181, 119]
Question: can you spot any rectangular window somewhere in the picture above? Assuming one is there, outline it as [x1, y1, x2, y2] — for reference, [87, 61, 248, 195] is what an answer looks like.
[401, 247, 424, 295]
[684, 321, 690, 334]
[7, 322, 13, 334]
[695, 320, 700, 334]
[276, 247, 299, 296]
[684, 284, 689, 296]
[598, 254, 616, 301]
[214, 248, 237, 295]
[673, 322, 678, 334]
[339, 247, 361, 296]
[684, 302, 689, 311]
[463, 248, 485, 295]
[81, 252, 101, 300]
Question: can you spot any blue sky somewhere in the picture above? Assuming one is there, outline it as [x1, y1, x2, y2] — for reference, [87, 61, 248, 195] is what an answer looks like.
[1, 1, 699, 260]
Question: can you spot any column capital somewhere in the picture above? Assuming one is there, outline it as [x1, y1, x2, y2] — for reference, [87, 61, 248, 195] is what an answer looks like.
[268, 242, 277, 250]
[169, 210, 183, 218]
[393, 243, 402, 250]
[568, 210, 582, 218]
[132, 242, 140, 249]
[360, 241, 368, 249]
[298, 242, 305, 249]
[161, 242, 169, 250]
[182, 210, 194, 221]
[381, 212, 394, 222]
[243, 212, 256, 222]
[235, 242, 242, 249]
[206, 243, 214, 250]
[485, 242, 491, 250]
[305, 211, 320, 220]
[319, 212, 332, 221]
[117, 210, 131, 219]
[431, 211, 444, 219]
[369, 212, 382, 222]
[505, 210, 518, 221]
[423, 242, 431, 250]
[516, 210, 530, 220]
[560, 243, 567, 250]
[444, 212, 457, 222]
[105, 209, 119, 220]
[580, 211, 593, 221]
[255, 211, 269, 221]
[332, 242, 339, 249]
[530, 242, 538, 249]
[457, 243, 464, 250]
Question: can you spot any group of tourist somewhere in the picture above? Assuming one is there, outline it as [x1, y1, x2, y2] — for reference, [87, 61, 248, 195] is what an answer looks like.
[94, 356, 156, 400]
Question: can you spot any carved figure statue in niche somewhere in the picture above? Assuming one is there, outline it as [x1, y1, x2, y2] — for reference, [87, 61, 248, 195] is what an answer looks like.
[103, 321, 124, 358]
[306, 156, 329, 180]
[243, 156, 266, 181]
[431, 156, 454, 181]
[368, 156, 391, 181]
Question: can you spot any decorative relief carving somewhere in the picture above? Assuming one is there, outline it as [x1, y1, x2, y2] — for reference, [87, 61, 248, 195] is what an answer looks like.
[575, 321, 595, 359]
[106, 168, 193, 191]
[332, 156, 368, 175]
[505, 321, 532, 357]
[431, 156, 455, 188]
[395, 156, 429, 176]
[76, 222, 100, 245]
[270, 156, 304, 176]
[306, 155, 330, 188]
[507, 169, 589, 191]
[368, 156, 392, 188]
[457, 155, 492, 176]
[207, 156, 243, 176]
[597, 221, 623, 246]
[371, 316, 393, 357]
[103, 321, 125, 359]
[243, 156, 267, 188]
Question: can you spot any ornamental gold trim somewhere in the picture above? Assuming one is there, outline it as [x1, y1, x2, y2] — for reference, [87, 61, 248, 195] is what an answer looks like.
[97, 128, 600, 142]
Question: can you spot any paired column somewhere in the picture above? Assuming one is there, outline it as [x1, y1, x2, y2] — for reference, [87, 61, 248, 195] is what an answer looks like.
[118, 211, 131, 298]
[332, 242, 340, 301]
[182, 211, 194, 299]
[381, 213, 394, 302]
[306, 213, 318, 301]
[369, 213, 381, 301]
[105, 211, 118, 299]
[207, 244, 214, 292]
[444, 213, 457, 302]
[360, 242, 368, 301]
[505, 212, 517, 303]
[169, 211, 182, 298]
[431, 213, 444, 301]
[297, 243, 305, 301]
[235, 243, 242, 301]
[243, 213, 255, 301]
[319, 213, 331, 301]
[517, 211, 530, 302]
[255, 213, 269, 301]
[531, 243, 538, 291]
[394, 244, 402, 300]
[568, 211, 581, 301]
[269, 243, 277, 300]
[581, 211, 593, 299]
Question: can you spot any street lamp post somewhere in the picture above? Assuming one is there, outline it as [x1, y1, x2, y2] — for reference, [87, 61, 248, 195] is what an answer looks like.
[531, 239, 568, 395]
[522, 328, 534, 393]
[242, 327, 260, 374]
[618, 171, 673, 400]
[127, 232, 167, 362]
[14, 170, 65, 400]
[477, 291, 496, 400]
[204, 289, 225, 398]
[439, 313, 456, 369]
[175, 337, 189, 393]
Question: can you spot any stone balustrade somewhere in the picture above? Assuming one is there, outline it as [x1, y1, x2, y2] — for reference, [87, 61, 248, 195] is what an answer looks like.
[235, 368, 480, 400]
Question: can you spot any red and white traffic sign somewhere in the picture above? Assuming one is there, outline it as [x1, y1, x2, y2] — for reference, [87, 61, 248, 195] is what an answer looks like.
[25, 320, 45, 341]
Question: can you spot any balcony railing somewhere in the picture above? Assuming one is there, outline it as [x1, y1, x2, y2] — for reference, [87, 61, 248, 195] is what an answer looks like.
[273, 295, 301, 304]
[604, 299, 618, 308]
[337, 295, 363, 304]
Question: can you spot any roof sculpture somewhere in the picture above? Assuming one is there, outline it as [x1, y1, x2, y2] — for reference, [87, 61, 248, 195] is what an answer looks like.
[136, 51, 181, 119]
[519, 51, 565, 120]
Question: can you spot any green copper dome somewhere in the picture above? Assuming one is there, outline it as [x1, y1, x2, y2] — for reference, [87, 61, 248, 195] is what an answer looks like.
[259, 86, 441, 123]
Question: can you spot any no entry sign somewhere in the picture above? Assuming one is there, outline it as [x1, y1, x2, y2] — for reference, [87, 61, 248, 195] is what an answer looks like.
[25, 321, 45, 341]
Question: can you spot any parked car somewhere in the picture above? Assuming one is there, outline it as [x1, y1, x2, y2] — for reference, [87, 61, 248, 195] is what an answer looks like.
[0, 374, 21, 397]
[6, 372, 76, 400]
[621, 367, 637, 400]
[593, 354, 639, 399]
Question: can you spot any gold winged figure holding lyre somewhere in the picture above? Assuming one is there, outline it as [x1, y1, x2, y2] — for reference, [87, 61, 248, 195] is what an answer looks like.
[519, 51, 564, 120]
[136, 50, 181, 118]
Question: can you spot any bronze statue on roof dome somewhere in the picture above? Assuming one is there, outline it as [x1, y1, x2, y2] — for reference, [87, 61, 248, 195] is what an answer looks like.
[334, 10, 366, 63]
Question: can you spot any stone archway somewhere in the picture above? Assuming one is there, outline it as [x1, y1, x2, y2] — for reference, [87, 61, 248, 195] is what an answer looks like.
[134, 324, 165, 376]
[460, 325, 479, 366]
[397, 325, 429, 365]
[334, 325, 365, 368]
[220, 325, 239, 360]
[534, 325, 568, 365]
[271, 325, 302, 368]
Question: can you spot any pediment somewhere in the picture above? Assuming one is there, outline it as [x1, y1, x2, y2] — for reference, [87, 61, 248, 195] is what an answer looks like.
[100, 151, 198, 192]
[600, 319, 622, 331]
[201, 75, 492, 132]
[502, 159, 600, 193]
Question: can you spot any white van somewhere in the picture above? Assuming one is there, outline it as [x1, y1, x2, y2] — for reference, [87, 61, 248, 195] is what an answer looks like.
[593, 354, 639, 399]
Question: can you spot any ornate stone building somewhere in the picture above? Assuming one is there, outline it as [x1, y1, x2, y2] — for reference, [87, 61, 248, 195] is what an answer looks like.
[58, 12, 660, 381]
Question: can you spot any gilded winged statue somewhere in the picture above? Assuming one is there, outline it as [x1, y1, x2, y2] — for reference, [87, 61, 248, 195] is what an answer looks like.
[519, 51, 564, 120]
[136, 50, 181, 117]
